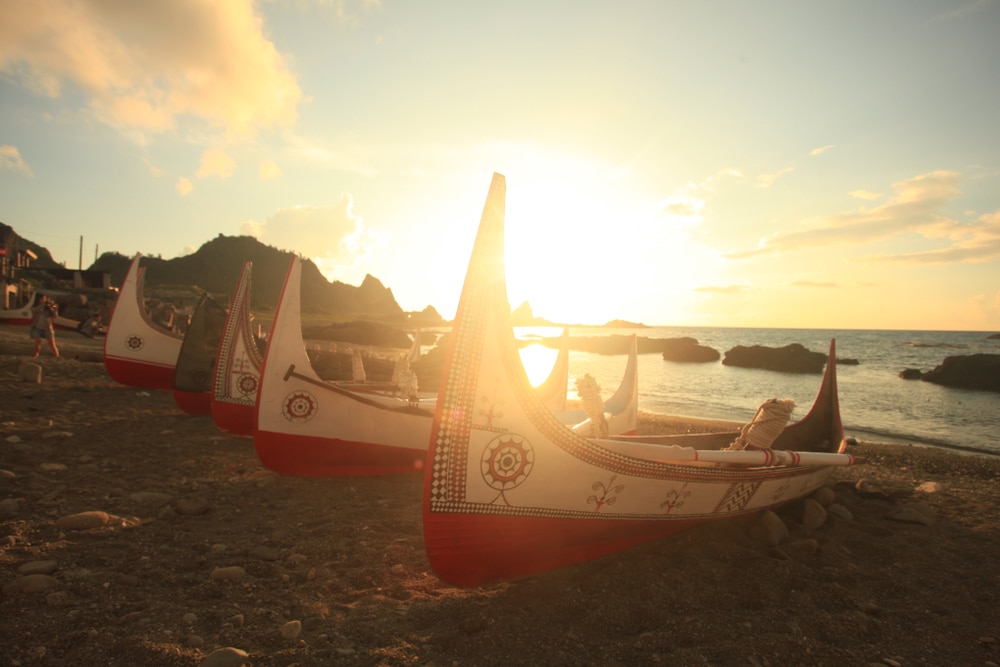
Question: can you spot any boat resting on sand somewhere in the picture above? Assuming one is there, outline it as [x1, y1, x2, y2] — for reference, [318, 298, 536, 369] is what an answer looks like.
[0, 293, 82, 331]
[422, 173, 854, 587]
[253, 257, 637, 477]
[172, 293, 227, 415]
[211, 261, 265, 436]
[103, 254, 184, 390]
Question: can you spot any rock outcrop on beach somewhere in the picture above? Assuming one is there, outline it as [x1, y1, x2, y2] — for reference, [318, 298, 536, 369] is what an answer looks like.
[722, 343, 828, 373]
[918, 353, 1000, 392]
[660, 337, 721, 363]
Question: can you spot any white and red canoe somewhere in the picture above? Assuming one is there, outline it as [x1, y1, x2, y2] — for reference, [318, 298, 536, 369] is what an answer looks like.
[253, 257, 636, 477]
[0, 293, 40, 327]
[172, 293, 227, 415]
[103, 254, 183, 390]
[210, 260, 265, 436]
[422, 173, 853, 587]
[1, 293, 81, 331]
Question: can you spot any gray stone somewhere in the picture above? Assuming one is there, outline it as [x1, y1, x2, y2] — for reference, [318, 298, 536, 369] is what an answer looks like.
[886, 503, 935, 526]
[757, 510, 789, 546]
[250, 545, 280, 562]
[3, 574, 61, 595]
[17, 560, 58, 575]
[826, 503, 854, 521]
[915, 481, 943, 493]
[199, 647, 249, 667]
[801, 498, 828, 531]
[0, 497, 21, 519]
[280, 620, 302, 639]
[810, 486, 836, 507]
[210, 566, 246, 581]
[176, 496, 209, 516]
[55, 510, 110, 530]
[19, 362, 41, 383]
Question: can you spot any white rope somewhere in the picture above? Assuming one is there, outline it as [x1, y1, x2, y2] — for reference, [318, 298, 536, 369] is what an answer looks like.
[576, 374, 609, 439]
[726, 398, 795, 451]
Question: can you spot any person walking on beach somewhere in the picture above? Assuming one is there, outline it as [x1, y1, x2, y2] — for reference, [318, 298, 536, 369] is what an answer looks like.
[30, 294, 60, 358]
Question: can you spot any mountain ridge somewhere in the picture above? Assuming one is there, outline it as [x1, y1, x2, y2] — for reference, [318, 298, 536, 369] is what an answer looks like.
[2, 225, 442, 324]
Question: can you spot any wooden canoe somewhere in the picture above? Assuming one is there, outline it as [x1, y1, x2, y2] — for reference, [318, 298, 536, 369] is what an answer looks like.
[103, 254, 183, 390]
[422, 173, 851, 586]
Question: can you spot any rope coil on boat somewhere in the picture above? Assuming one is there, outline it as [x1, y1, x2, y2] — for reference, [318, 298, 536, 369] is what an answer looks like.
[576, 374, 609, 439]
[726, 398, 795, 451]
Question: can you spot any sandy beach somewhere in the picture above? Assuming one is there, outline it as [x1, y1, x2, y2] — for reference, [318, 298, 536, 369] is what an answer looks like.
[1, 327, 998, 666]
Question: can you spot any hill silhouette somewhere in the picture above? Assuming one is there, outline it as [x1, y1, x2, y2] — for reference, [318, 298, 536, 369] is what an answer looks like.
[91, 235, 411, 321]
[5, 226, 441, 324]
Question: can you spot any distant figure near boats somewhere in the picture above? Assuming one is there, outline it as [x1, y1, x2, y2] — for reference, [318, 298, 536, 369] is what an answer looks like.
[30, 294, 59, 358]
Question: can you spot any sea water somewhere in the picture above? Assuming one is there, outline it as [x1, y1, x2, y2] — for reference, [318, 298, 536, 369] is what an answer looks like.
[513, 326, 1000, 456]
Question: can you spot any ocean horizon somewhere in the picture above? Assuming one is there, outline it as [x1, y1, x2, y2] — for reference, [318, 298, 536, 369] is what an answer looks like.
[508, 325, 1000, 457]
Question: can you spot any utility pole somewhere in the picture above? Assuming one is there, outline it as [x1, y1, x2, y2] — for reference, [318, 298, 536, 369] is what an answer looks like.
[79, 235, 83, 270]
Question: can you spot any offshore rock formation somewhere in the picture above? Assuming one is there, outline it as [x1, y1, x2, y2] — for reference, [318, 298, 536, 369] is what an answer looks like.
[918, 353, 1000, 392]
[722, 343, 828, 374]
[661, 337, 721, 363]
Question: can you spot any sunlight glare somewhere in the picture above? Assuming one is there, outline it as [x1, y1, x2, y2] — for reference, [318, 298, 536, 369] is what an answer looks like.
[501, 157, 717, 326]
[518, 342, 559, 387]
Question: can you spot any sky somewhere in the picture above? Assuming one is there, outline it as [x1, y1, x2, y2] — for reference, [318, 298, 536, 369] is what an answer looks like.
[1, 0, 999, 331]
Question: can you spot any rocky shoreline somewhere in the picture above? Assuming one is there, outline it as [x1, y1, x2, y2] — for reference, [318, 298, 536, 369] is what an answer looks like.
[1, 328, 999, 666]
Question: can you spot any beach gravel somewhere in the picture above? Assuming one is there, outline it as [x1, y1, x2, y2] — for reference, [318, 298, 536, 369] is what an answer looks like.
[1, 329, 998, 666]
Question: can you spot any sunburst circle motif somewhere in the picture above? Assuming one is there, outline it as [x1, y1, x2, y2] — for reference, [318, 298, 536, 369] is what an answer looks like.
[236, 373, 258, 396]
[282, 391, 317, 423]
[125, 335, 144, 351]
[481, 434, 534, 491]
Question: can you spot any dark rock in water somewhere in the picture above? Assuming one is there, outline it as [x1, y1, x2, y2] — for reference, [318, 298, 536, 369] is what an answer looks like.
[837, 358, 860, 365]
[899, 368, 923, 380]
[986, 333, 1000, 340]
[535, 334, 719, 360]
[920, 353, 1000, 392]
[661, 338, 720, 363]
[722, 343, 827, 374]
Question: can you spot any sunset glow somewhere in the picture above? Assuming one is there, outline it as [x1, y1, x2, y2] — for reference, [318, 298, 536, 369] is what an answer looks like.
[1, 1, 998, 331]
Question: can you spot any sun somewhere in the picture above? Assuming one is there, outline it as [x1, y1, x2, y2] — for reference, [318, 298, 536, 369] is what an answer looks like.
[502, 168, 712, 326]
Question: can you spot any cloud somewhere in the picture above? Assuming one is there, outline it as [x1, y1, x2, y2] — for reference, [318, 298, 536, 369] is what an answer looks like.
[754, 167, 794, 189]
[196, 149, 235, 179]
[792, 280, 838, 288]
[259, 159, 282, 180]
[241, 193, 390, 280]
[809, 145, 835, 156]
[0, 145, 33, 176]
[728, 171, 967, 259]
[660, 195, 704, 227]
[857, 210, 1000, 264]
[175, 177, 193, 196]
[0, 0, 301, 139]
[849, 190, 881, 201]
[695, 284, 751, 294]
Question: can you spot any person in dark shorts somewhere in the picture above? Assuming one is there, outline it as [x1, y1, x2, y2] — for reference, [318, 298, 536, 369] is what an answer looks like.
[30, 294, 60, 358]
